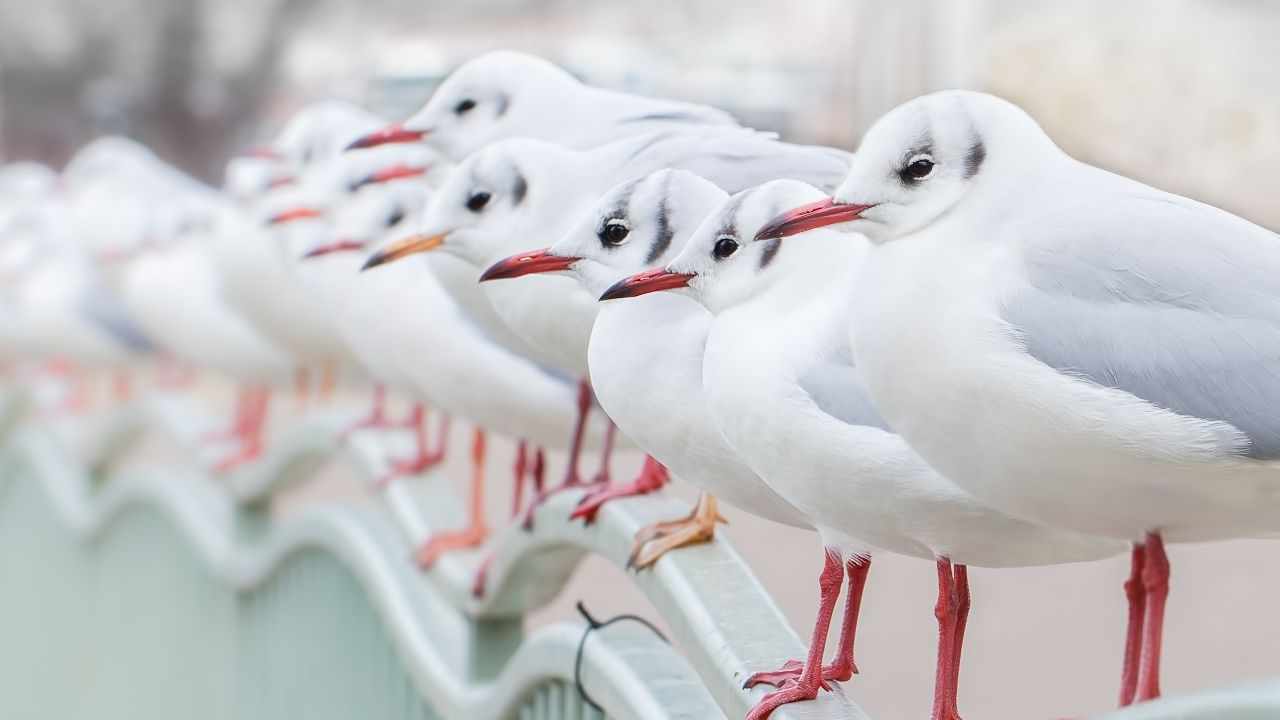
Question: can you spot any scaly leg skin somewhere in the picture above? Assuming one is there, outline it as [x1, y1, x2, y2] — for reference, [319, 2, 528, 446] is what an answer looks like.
[627, 493, 728, 570]
[947, 564, 971, 720]
[212, 387, 270, 474]
[931, 557, 962, 720]
[374, 407, 449, 488]
[570, 455, 670, 524]
[415, 428, 488, 568]
[746, 556, 872, 689]
[1118, 543, 1148, 707]
[1134, 533, 1169, 703]
[745, 549, 846, 720]
[340, 384, 389, 441]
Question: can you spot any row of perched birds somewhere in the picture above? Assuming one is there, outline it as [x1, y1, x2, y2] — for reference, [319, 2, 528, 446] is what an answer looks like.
[2, 50, 1277, 720]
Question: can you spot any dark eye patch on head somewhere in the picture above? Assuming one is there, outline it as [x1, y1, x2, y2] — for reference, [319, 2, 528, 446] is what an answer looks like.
[644, 173, 676, 264]
[963, 137, 985, 180]
[495, 93, 510, 118]
[512, 172, 527, 205]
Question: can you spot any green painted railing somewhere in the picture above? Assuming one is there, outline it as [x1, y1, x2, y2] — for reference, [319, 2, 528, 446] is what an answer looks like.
[0, 390, 1274, 720]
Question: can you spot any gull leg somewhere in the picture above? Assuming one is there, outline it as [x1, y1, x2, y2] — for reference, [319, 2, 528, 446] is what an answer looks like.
[374, 405, 448, 488]
[745, 549, 845, 720]
[319, 360, 337, 403]
[588, 418, 618, 485]
[112, 371, 133, 404]
[339, 384, 388, 440]
[293, 367, 310, 410]
[202, 387, 251, 444]
[931, 557, 961, 720]
[1135, 533, 1169, 703]
[415, 428, 488, 568]
[626, 493, 728, 570]
[745, 556, 871, 689]
[212, 386, 270, 473]
[947, 564, 971, 720]
[510, 440, 529, 519]
[1119, 543, 1148, 706]
[570, 455, 669, 524]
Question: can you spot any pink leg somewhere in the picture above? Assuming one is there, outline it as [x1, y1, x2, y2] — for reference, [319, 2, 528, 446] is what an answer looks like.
[948, 564, 970, 720]
[510, 440, 529, 520]
[212, 387, 270, 473]
[415, 428, 488, 568]
[745, 549, 845, 720]
[471, 551, 496, 599]
[1118, 543, 1147, 706]
[589, 418, 618, 485]
[1135, 533, 1169, 703]
[203, 388, 251, 444]
[339, 384, 388, 440]
[562, 379, 593, 487]
[374, 405, 448, 488]
[746, 556, 871, 689]
[570, 455, 669, 524]
[931, 557, 960, 720]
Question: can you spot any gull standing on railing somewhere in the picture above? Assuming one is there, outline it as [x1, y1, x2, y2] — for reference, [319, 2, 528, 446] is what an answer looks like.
[755, 89, 1280, 710]
[604, 178, 1122, 720]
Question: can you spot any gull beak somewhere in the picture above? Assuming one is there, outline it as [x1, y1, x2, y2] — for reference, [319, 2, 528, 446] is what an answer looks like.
[265, 175, 296, 190]
[345, 123, 428, 152]
[754, 197, 875, 241]
[267, 207, 324, 225]
[245, 145, 283, 161]
[362, 233, 446, 271]
[599, 267, 696, 301]
[301, 239, 366, 260]
[479, 248, 578, 282]
[352, 163, 429, 191]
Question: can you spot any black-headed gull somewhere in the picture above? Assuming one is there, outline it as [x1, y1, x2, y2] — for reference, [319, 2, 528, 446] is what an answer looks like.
[345, 50, 739, 159]
[606, 178, 1122, 720]
[756, 89, 1280, 708]
[479, 168, 814, 568]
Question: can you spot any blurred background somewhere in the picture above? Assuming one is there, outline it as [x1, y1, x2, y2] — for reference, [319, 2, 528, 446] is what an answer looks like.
[2, 0, 1279, 718]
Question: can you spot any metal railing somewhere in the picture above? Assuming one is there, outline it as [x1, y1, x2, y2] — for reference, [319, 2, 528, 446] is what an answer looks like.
[0, 389, 1275, 719]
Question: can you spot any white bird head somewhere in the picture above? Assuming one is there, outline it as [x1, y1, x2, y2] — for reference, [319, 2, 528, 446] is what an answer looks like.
[756, 90, 1056, 246]
[602, 179, 835, 314]
[303, 172, 425, 262]
[361, 137, 587, 271]
[478, 169, 727, 295]
[348, 51, 582, 161]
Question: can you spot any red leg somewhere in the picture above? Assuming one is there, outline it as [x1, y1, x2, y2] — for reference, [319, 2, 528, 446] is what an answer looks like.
[531, 447, 545, 494]
[570, 455, 669, 524]
[415, 428, 488, 568]
[948, 564, 970, 720]
[511, 440, 529, 520]
[339, 384, 388, 440]
[931, 557, 960, 720]
[746, 556, 871, 689]
[212, 387, 270, 473]
[374, 405, 447, 488]
[589, 418, 618, 485]
[562, 379, 593, 486]
[1135, 533, 1169, 703]
[471, 551, 496, 598]
[203, 387, 251, 444]
[745, 549, 846, 720]
[1119, 543, 1147, 706]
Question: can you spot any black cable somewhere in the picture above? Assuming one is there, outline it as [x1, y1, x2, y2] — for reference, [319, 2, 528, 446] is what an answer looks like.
[573, 600, 670, 713]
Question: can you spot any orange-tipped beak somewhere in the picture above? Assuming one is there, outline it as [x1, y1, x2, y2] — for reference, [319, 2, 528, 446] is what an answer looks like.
[267, 207, 324, 225]
[352, 163, 429, 191]
[345, 123, 427, 152]
[754, 197, 875, 241]
[599, 267, 696, 301]
[480, 248, 577, 282]
[301, 239, 366, 260]
[361, 233, 446, 271]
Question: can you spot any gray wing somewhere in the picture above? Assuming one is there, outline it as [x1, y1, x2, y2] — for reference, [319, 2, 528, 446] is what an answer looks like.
[1002, 194, 1280, 459]
[632, 128, 853, 194]
[78, 279, 155, 352]
[797, 350, 890, 431]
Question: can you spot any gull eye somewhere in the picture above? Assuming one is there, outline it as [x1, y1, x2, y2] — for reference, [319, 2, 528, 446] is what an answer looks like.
[713, 236, 739, 260]
[598, 220, 630, 247]
[466, 191, 491, 212]
[899, 154, 936, 183]
[454, 99, 477, 115]
[385, 207, 406, 228]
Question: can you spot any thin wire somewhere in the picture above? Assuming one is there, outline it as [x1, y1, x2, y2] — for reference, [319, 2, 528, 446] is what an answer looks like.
[573, 600, 670, 713]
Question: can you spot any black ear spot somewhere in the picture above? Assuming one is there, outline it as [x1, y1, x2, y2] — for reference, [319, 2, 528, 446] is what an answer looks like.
[964, 138, 986, 179]
[512, 173, 528, 205]
[495, 93, 510, 118]
[758, 238, 781, 269]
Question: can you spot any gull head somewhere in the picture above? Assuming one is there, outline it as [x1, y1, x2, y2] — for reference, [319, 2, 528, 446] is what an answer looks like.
[394, 51, 581, 161]
[486, 169, 727, 294]
[306, 174, 422, 261]
[757, 90, 1054, 245]
[602, 179, 829, 314]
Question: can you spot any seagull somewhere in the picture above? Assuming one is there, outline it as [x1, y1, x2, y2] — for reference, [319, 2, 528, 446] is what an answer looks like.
[372, 129, 851, 517]
[479, 168, 814, 568]
[344, 50, 740, 160]
[755, 89, 1280, 708]
[604, 178, 1122, 720]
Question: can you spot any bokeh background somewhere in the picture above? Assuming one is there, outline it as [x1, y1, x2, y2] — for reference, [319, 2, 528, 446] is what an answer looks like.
[3, 0, 1278, 718]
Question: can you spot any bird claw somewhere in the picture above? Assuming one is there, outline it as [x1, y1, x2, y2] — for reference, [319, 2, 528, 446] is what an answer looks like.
[744, 658, 854, 691]
[744, 675, 827, 720]
[414, 524, 488, 569]
[374, 450, 446, 489]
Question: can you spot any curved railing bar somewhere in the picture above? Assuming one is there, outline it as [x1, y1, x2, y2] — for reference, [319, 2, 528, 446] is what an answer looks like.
[66, 392, 867, 718]
[1, 416, 725, 720]
[1093, 680, 1280, 719]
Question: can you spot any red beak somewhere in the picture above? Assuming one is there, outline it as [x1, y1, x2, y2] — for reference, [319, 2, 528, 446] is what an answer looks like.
[345, 123, 427, 152]
[301, 239, 366, 260]
[267, 207, 324, 225]
[245, 145, 283, 161]
[352, 163, 429, 190]
[265, 175, 296, 190]
[479, 248, 578, 282]
[599, 267, 696, 300]
[754, 197, 874, 241]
